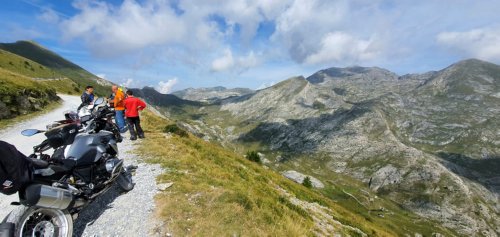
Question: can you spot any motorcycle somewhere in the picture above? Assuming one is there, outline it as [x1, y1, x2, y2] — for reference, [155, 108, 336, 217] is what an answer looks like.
[48, 98, 123, 143]
[1, 98, 134, 237]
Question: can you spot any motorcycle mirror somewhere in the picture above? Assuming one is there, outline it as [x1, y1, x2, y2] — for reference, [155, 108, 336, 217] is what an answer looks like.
[21, 129, 42, 136]
[94, 97, 104, 105]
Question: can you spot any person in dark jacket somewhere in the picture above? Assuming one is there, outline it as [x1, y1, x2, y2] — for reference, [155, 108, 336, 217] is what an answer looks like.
[0, 140, 31, 195]
[77, 86, 95, 111]
[123, 90, 146, 140]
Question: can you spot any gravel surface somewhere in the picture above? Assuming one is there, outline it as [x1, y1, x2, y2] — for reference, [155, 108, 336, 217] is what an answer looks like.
[73, 136, 165, 237]
[0, 95, 81, 219]
[0, 95, 166, 236]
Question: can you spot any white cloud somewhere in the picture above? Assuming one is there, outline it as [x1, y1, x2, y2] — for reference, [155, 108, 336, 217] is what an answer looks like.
[305, 31, 378, 64]
[437, 27, 500, 61]
[44, 0, 500, 81]
[238, 51, 259, 70]
[60, 1, 189, 56]
[37, 8, 60, 23]
[272, 0, 349, 62]
[211, 49, 260, 72]
[156, 78, 179, 94]
[211, 48, 235, 72]
[58, 0, 291, 68]
[121, 78, 134, 88]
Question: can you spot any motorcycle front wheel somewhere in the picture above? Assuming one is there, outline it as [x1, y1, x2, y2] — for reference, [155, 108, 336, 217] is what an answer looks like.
[4, 206, 73, 237]
[116, 171, 135, 192]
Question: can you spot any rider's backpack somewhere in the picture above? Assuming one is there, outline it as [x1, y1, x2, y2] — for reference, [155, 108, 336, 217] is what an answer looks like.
[0, 141, 32, 195]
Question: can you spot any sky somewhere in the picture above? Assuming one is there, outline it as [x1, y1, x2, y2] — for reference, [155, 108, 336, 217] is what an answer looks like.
[1, 0, 500, 93]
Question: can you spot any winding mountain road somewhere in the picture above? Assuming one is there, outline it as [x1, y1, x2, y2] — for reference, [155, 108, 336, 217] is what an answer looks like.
[0, 95, 164, 236]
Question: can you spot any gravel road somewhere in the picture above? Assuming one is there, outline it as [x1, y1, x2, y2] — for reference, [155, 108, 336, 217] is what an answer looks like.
[0, 95, 165, 236]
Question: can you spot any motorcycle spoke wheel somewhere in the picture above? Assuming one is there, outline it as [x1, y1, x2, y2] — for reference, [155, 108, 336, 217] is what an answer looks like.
[18, 208, 70, 237]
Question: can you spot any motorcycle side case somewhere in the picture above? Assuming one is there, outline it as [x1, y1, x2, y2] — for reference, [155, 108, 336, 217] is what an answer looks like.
[65, 131, 116, 166]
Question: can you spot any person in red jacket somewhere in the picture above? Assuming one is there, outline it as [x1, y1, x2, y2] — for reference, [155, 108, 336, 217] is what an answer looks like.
[123, 90, 146, 140]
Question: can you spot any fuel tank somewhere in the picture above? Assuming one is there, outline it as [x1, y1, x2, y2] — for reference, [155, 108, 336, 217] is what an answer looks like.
[65, 131, 116, 166]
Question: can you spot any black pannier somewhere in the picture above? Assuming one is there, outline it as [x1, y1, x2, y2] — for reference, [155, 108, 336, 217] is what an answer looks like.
[0, 141, 32, 195]
[45, 123, 78, 148]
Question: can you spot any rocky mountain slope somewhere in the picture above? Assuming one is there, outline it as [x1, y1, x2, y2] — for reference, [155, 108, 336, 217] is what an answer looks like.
[142, 59, 500, 236]
[172, 86, 254, 102]
[134, 110, 458, 236]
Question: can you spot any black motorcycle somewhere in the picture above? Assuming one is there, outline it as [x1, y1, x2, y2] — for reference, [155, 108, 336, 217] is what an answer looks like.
[48, 98, 123, 143]
[0, 98, 134, 237]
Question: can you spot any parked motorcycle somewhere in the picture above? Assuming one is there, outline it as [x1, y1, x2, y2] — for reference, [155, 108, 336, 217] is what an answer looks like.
[48, 98, 123, 143]
[0, 98, 134, 237]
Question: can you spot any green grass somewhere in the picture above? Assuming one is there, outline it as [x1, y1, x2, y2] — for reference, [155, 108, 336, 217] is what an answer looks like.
[0, 67, 53, 92]
[0, 67, 61, 120]
[0, 49, 59, 78]
[0, 41, 110, 96]
[273, 153, 459, 236]
[38, 78, 81, 95]
[136, 110, 406, 236]
[0, 48, 78, 94]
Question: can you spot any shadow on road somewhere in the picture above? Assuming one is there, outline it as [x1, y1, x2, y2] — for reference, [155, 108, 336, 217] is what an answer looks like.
[72, 184, 124, 237]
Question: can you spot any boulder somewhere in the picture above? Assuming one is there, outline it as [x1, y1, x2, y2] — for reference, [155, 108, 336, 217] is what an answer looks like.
[282, 170, 324, 188]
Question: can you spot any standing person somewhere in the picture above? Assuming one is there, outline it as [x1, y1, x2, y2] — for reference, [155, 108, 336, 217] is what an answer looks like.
[123, 90, 146, 140]
[77, 85, 94, 112]
[108, 91, 115, 108]
[112, 85, 127, 133]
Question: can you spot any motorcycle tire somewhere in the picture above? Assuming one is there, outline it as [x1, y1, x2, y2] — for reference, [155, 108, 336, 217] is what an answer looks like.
[116, 171, 135, 192]
[3, 206, 73, 237]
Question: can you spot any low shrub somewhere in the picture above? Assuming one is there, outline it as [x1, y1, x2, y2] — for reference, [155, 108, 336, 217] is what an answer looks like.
[302, 176, 313, 188]
[163, 124, 188, 137]
[246, 151, 261, 164]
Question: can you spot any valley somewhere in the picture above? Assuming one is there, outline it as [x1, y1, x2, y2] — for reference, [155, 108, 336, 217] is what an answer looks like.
[136, 59, 500, 236]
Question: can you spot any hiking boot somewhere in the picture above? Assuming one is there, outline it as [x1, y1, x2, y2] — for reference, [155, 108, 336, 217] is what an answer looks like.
[130, 136, 137, 141]
[138, 134, 145, 139]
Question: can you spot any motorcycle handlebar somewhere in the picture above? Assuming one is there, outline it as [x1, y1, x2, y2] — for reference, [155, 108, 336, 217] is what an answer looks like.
[33, 139, 50, 152]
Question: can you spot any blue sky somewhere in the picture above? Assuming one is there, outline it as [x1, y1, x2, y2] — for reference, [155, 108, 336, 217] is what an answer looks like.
[1, 0, 500, 93]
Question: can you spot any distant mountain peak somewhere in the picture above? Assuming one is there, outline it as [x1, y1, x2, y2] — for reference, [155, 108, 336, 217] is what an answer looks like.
[454, 58, 489, 65]
[172, 86, 254, 102]
[306, 65, 398, 84]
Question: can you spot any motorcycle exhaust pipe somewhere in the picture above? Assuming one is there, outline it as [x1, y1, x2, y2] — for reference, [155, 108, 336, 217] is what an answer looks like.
[21, 184, 73, 210]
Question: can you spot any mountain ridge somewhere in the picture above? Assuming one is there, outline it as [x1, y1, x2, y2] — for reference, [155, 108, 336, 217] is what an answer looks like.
[0, 40, 112, 95]
[140, 58, 500, 236]
[172, 86, 254, 102]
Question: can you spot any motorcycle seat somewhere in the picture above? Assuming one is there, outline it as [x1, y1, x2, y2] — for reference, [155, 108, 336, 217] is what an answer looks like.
[30, 158, 49, 169]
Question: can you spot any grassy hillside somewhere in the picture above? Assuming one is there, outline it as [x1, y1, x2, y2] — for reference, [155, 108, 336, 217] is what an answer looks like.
[0, 48, 80, 95]
[0, 67, 60, 119]
[0, 41, 111, 96]
[136, 110, 457, 236]
[0, 49, 58, 78]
